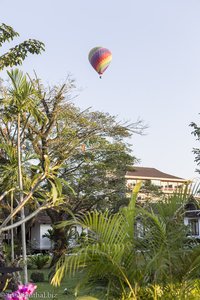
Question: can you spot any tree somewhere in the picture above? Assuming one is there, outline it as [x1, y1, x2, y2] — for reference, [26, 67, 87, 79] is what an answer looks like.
[0, 21, 44, 286]
[8, 69, 36, 282]
[0, 72, 145, 267]
[5, 69, 50, 282]
[0, 23, 45, 257]
[0, 23, 44, 70]
[21, 79, 144, 265]
[0, 70, 64, 284]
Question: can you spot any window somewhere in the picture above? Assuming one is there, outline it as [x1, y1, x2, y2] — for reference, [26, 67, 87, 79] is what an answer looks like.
[135, 221, 145, 238]
[188, 218, 199, 236]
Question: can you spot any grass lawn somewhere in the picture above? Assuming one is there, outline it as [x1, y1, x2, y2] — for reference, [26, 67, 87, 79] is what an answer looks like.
[28, 268, 94, 300]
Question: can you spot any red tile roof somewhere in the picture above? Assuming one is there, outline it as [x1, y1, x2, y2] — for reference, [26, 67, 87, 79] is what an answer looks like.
[126, 167, 186, 182]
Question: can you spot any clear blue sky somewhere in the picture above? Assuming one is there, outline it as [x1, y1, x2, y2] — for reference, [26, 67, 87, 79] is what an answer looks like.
[1, 0, 200, 180]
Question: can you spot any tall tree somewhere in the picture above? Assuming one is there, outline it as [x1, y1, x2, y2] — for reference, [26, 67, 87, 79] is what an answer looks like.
[22, 79, 144, 264]
[0, 21, 44, 286]
[0, 70, 62, 284]
[6, 69, 43, 283]
[0, 73, 145, 266]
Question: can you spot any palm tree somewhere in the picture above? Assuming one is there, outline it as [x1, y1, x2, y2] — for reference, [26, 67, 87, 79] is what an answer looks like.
[51, 183, 200, 299]
[4, 69, 38, 283]
[51, 183, 142, 299]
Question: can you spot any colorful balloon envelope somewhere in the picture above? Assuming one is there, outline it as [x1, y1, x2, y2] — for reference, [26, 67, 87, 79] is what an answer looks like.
[88, 47, 112, 78]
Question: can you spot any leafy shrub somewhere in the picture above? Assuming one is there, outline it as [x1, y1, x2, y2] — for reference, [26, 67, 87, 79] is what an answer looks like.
[28, 254, 50, 269]
[3, 243, 12, 262]
[27, 260, 34, 269]
[30, 272, 45, 282]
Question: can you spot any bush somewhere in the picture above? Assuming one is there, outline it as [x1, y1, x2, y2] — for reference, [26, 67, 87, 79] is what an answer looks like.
[30, 272, 45, 282]
[27, 260, 34, 269]
[28, 254, 50, 269]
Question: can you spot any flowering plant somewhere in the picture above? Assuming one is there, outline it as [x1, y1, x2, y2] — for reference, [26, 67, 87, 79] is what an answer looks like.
[5, 283, 37, 300]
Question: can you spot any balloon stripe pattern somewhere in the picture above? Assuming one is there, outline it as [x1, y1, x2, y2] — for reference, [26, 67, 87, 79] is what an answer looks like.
[88, 47, 112, 76]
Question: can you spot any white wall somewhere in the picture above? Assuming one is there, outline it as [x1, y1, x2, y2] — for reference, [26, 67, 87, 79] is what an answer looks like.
[40, 224, 52, 250]
[31, 224, 52, 250]
[31, 223, 87, 250]
[31, 223, 41, 249]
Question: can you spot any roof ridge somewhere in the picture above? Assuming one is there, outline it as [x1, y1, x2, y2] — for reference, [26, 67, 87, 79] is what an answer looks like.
[126, 166, 185, 181]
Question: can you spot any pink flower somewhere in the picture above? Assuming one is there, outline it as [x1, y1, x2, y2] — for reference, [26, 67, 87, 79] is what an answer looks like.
[5, 283, 37, 300]
[17, 283, 37, 295]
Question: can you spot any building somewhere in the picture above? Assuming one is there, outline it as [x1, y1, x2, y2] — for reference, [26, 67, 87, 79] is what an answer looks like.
[184, 200, 200, 239]
[125, 166, 200, 238]
[29, 212, 84, 252]
[126, 166, 188, 201]
[30, 213, 52, 251]
[28, 167, 196, 251]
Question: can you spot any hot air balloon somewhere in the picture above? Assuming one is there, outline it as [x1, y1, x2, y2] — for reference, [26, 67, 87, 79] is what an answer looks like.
[88, 47, 112, 78]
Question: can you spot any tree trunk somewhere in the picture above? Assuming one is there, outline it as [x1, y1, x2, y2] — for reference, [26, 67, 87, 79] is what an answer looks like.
[17, 113, 28, 283]
[46, 209, 69, 268]
[11, 191, 14, 263]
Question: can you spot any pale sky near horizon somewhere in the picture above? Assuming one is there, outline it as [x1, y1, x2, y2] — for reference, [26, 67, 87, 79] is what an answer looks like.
[1, 0, 200, 180]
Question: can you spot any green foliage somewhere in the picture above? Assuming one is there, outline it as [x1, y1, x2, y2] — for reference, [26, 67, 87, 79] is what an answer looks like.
[2, 242, 12, 262]
[51, 185, 200, 299]
[141, 179, 163, 199]
[0, 70, 75, 229]
[28, 254, 50, 269]
[0, 23, 44, 70]
[0, 70, 138, 214]
[0, 69, 142, 271]
[0, 23, 19, 45]
[76, 297, 99, 300]
[30, 271, 45, 282]
[135, 281, 200, 300]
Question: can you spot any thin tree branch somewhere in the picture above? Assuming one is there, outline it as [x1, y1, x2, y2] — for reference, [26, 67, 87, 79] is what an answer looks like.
[0, 173, 46, 229]
[0, 188, 15, 202]
[0, 203, 52, 232]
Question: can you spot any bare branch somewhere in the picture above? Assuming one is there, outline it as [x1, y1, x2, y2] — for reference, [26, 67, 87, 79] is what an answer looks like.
[0, 204, 52, 232]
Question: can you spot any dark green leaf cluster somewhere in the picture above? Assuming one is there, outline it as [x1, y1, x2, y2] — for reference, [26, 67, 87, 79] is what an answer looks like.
[28, 254, 50, 269]
[0, 39, 45, 69]
[0, 23, 19, 46]
[0, 23, 45, 70]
